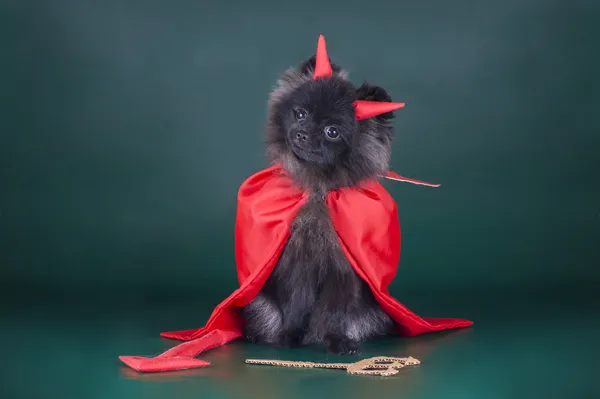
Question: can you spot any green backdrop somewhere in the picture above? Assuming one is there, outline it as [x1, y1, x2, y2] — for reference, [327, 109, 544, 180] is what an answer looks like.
[1, 1, 599, 398]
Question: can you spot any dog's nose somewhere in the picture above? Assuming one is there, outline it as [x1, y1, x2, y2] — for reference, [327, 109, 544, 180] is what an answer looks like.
[296, 132, 308, 142]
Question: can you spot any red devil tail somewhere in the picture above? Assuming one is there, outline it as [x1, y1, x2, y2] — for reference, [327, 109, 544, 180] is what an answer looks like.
[119, 329, 241, 372]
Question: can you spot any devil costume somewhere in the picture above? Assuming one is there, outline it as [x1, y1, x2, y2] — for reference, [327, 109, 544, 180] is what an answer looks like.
[119, 35, 472, 373]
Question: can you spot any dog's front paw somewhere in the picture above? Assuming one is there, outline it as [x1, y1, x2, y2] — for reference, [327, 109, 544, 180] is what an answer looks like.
[324, 334, 360, 355]
[276, 328, 305, 348]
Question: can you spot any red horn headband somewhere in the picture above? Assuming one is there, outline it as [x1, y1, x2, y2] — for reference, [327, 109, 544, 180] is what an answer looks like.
[312, 34, 405, 120]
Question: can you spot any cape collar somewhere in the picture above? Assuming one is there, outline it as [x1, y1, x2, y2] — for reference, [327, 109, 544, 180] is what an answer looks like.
[271, 164, 440, 192]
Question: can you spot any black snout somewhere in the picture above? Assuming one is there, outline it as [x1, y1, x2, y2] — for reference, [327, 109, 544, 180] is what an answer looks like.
[296, 132, 308, 142]
[293, 131, 310, 148]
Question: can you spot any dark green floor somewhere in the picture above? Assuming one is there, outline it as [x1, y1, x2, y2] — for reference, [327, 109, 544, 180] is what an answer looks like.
[2, 291, 598, 399]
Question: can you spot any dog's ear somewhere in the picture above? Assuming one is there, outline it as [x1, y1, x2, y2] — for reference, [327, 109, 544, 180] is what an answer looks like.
[299, 55, 343, 77]
[355, 82, 396, 121]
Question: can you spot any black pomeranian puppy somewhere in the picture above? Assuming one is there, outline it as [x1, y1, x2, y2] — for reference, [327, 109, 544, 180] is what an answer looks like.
[241, 55, 398, 355]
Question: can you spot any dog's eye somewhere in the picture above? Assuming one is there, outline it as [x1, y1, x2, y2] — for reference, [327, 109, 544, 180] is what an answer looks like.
[295, 108, 307, 121]
[324, 126, 339, 140]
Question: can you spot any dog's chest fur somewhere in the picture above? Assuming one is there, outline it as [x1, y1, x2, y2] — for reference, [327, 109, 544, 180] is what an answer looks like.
[284, 195, 346, 276]
[266, 192, 351, 295]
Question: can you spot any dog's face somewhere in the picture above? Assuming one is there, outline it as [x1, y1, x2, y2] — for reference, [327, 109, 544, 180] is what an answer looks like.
[274, 76, 358, 166]
[265, 56, 396, 191]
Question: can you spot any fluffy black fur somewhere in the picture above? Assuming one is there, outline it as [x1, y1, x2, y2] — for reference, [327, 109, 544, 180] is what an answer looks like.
[241, 54, 398, 355]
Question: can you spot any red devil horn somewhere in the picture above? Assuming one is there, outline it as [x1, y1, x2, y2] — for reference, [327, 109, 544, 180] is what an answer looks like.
[352, 100, 406, 120]
[313, 34, 333, 80]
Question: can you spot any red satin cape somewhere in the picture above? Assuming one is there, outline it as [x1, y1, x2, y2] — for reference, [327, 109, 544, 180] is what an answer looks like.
[119, 165, 472, 372]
